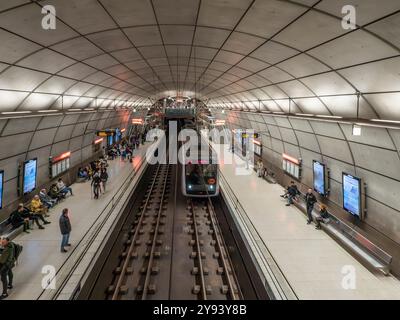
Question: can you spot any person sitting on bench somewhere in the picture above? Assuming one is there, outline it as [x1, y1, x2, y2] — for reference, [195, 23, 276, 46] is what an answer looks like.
[15, 204, 45, 230]
[315, 204, 330, 230]
[77, 167, 89, 181]
[56, 178, 73, 197]
[48, 184, 64, 202]
[39, 189, 57, 209]
[8, 207, 30, 234]
[30, 195, 51, 224]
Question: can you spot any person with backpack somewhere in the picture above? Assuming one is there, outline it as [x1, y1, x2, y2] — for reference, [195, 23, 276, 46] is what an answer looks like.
[91, 170, 102, 199]
[59, 208, 72, 253]
[305, 189, 317, 225]
[100, 169, 109, 194]
[0, 237, 22, 299]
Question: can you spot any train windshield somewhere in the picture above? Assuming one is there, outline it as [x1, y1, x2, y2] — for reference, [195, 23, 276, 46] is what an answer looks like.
[185, 163, 218, 194]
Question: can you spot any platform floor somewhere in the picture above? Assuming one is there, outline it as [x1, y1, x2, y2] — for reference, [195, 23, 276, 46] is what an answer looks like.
[7, 144, 150, 300]
[217, 148, 400, 299]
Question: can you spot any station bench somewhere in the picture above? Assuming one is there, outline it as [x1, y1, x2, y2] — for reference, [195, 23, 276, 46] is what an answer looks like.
[0, 219, 24, 241]
[292, 193, 392, 276]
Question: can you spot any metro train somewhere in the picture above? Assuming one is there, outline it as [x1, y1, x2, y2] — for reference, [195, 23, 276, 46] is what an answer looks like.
[181, 136, 219, 197]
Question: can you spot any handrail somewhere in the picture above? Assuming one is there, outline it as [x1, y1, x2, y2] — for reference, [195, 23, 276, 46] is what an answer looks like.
[37, 145, 152, 300]
[218, 169, 298, 300]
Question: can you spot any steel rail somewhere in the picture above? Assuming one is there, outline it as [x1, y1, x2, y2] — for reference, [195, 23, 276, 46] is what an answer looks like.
[111, 164, 162, 300]
[141, 165, 171, 299]
[190, 199, 208, 300]
[207, 198, 240, 300]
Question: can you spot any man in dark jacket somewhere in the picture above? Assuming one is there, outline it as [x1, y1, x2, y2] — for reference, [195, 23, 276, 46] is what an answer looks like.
[59, 208, 72, 253]
[285, 181, 300, 206]
[12, 204, 45, 230]
[305, 189, 317, 224]
[0, 238, 15, 299]
[8, 209, 30, 233]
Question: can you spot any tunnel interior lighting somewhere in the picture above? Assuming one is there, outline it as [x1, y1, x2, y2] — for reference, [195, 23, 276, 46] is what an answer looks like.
[2, 111, 32, 115]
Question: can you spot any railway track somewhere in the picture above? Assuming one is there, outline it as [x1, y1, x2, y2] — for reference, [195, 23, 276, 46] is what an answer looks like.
[187, 199, 241, 300]
[107, 164, 172, 300]
[95, 164, 242, 300]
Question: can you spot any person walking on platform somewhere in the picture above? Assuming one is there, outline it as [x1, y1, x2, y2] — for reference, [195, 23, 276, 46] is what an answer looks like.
[91, 170, 102, 199]
[100, 169, 109, 194]
[305, 189, 317, 224]
[59, 209, 72, 253]
[0, 237, 18, 299]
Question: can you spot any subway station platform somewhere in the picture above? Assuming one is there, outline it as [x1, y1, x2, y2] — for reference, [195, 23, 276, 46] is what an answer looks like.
[7, 144, 151, 300]
[210, 143, 400, 300]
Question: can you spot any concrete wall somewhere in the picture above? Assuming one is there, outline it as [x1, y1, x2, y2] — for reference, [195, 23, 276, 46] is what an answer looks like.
[0, 110, 132, 219]
[216, 109, 400, 274]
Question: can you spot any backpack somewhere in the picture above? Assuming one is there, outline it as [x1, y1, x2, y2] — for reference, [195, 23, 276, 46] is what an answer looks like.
[11, 243, 23, 266]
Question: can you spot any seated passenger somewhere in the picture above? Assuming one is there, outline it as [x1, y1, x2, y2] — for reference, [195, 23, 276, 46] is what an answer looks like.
[315, 204, 330, 230]
[39, 189, 57, 209]
[8, 208, 30, 233]
[56, 178, 73, 197]
[48, 184, 64, 201]
[15, 204, 45, 230]
[285, 181, 300, 206]
[30, 195, 51, 223]
[78, 167, 88, 180]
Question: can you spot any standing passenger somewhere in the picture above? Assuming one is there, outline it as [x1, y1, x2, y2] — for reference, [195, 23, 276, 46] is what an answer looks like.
[59, 209, 72, 253]
[305, 189, 317, 224]
[0, 238, 15, 299]
[91, 171, 102, 199]
[100, 169, 109, 194]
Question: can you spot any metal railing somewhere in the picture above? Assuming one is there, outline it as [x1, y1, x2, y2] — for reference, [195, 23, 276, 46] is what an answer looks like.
[218, 170, 298, 300]
[38, 146, 152, 300]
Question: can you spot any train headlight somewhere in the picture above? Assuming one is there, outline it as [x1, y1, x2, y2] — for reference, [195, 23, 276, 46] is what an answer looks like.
[188, 185, 192, 190]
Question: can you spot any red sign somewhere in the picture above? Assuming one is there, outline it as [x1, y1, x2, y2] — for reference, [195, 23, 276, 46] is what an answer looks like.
[52, 151, 71, 163]
[132, 118, 143, 125]
[282, 153, 300, 165]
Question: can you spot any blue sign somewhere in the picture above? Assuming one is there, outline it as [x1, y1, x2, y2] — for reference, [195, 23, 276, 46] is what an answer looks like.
[23, 159, 38, 194]
[313, 161, 326, 195]
[0, 171, 3, 209]
[343, 173, 361, 217]
[108, 135, 114, 146]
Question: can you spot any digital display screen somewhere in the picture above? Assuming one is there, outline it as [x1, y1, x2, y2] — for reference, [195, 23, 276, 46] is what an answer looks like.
[23, 158, 38, 195]
[343, 173, 362, 218]
[313, 161, 326, 195]
[115, 128, 121, 142]
[108, 135, 114, 146]
[0, 171, 4, 209]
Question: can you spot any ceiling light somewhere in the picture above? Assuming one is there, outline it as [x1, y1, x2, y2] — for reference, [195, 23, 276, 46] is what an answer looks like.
[2, 111, 32, 115]
[371, 119, 400, 124]
[295, 113, 314, 117]
[317, 115, 343, 119]
[38, 110, 59, 113]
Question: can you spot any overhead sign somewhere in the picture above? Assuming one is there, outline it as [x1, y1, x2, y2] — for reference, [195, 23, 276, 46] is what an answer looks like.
[132, 118, 144, 125]
[97, 130, 115, 137]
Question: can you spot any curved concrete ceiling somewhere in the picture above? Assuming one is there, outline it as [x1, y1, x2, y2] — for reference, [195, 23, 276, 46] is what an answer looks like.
[0, 0, 399, 119]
